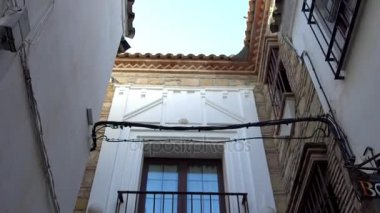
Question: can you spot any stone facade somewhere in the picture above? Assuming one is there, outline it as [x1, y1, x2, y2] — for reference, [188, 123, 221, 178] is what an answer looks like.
[254, 34, 362, 212]
[111, 72, 256, 87]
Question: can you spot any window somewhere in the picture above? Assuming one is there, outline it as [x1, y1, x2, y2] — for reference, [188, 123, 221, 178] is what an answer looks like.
[287, 143, 339, 213]
[265, 47, 292, 120]
[302, 0, 362, 79]
[139, 158, 225, 213]
[302, 0, 361, 79]
[316, 0, 358, 34]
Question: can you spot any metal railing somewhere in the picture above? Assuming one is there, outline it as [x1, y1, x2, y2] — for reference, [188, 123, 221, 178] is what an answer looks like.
[116, 191, 249, 213]
[302, 0, 362, 79]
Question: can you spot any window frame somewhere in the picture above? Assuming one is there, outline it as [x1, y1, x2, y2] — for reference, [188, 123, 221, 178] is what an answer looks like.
[287, 143, 340, 212]
[139, 158, 226, 213]
[265, 47, 293, 120]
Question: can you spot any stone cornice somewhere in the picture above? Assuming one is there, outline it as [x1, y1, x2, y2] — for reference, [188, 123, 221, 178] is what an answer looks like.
[245, 0, 275, 73]
[115, 0, 275, 76]
[117, 53, 234, 60]
[114, 54, 256, 75]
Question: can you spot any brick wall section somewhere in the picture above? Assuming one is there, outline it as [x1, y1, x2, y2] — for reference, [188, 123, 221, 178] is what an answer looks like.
[270, 35, 362, 212]
[74, 83, 115, 213]
[111, 72, 256, 87]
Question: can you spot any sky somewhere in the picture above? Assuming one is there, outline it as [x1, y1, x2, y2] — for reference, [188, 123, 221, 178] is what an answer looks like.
[126, 0, 249, 55]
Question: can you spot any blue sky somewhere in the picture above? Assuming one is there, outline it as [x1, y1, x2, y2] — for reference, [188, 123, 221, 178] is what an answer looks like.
[127, 0, 248, 55]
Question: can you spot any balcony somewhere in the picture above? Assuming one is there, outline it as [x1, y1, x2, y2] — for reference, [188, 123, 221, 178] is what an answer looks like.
[116, 191, 250, 213]
[302, 0, 362, 79]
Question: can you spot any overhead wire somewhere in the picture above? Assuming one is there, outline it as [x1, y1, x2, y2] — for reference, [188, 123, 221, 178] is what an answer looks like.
[91, 115, 335, 150]
[103, 131, 328, 144]
[101, 127, 328, 144]
[282, 34, 355, 163]
[15, 0, 59, 211]
[19, 43, 60, 213]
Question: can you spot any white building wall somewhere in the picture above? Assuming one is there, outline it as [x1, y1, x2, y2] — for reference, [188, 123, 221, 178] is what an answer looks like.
[88, 86, 276, 213]
[291, 0, 380, 163]
[0, 0, 124, 212]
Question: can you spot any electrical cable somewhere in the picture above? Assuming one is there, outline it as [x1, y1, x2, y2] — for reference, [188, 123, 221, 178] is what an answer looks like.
[91, 114, 355, 165]
[11, 1, 59, 212]
[281, 34, 355, 163]
[19, 44, 60, 213]
[91, 115, 333, 149]
[101, 127, 328, 144]
[17, 3, 59, 208]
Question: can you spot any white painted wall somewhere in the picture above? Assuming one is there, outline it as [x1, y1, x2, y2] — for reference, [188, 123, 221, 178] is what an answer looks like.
[0, 0, 124, 212]
[290, 0, 380, 163]
[88, 86, 276, 213]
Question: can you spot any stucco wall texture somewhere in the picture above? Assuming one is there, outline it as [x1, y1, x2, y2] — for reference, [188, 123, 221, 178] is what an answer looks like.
[0, 0, 123, 212]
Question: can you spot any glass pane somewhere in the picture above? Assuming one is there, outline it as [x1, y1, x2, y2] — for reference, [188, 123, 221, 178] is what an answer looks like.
[145, 164, 178, 212]
[203, 166, 217, 181]
[147, 180, 163, 191]
[203, 181, 218, 192]
[212, 199, 221, 213]
[163, 180, 178, 192]
[164, 195, 178, 213]
[163, 165, 178, 180]
[187, 196, 202, 213]
[187, 165, 220, 213]
[186, 197, 220, 213]
[188, 166, 202, 180]
[145, 198, 154, 213]
[187, 180, 203, 192]
[148, 165, 164, 179]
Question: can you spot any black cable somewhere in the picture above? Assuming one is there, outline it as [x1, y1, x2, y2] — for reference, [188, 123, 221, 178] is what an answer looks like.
[282, 34, 355, 163]
[91, 115, 331, 150]
[90, 114, 358, 166]
[103, 126, 328, 144]
[19, 45, 60, 212]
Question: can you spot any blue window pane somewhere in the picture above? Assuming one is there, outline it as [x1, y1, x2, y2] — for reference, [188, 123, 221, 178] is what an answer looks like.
[144, 162, 221, 213]
[188, 166, 202, 181]
[203, 166, 218, 181]
[145, 195, 178, 213]
[187, 197, 202, 213]
[147, 180, 163, 191]
[163, 165, 178, 180]
[187, 165, 220, 213]
[212, 199, 221, 213]
[162, 180, 178, 192]
[145, 164, 179, 212]
[187, 196, 220, 213]
[187, 180, 203, 192]
[148, 165, 164, 179]
[203, 181, 219, 192]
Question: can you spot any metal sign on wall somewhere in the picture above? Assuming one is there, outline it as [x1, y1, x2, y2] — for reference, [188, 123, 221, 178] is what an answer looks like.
[354, 172, 380, 198]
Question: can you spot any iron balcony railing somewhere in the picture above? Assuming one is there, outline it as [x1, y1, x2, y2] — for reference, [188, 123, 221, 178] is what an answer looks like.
[302, 0, 362, 79]
[116, 191, 249, 213]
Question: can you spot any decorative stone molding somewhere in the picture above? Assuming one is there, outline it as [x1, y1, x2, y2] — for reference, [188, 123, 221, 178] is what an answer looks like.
[114, 54, 256, 75]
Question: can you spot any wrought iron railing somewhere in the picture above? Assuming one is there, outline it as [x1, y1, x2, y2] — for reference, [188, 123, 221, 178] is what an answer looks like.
[116, 191, 249, 213]
[302, 0, 362, 79]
